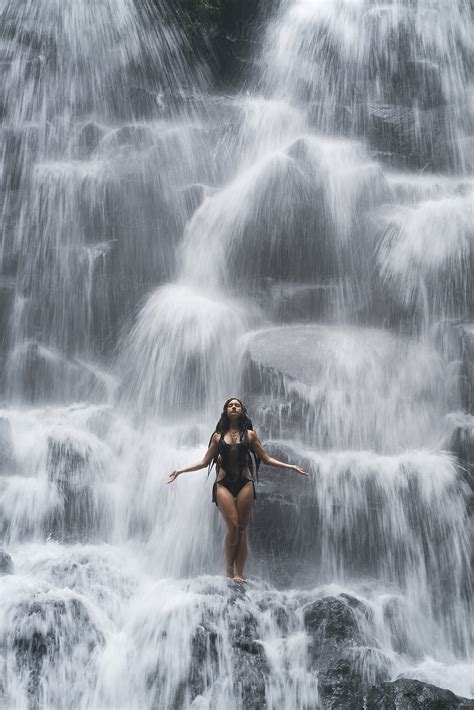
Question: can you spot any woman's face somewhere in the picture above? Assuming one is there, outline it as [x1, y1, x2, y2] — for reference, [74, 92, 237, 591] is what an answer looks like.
[226, 399, 243, 418]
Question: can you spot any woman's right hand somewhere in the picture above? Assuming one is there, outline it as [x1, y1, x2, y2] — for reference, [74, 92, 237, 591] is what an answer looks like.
[166, 470, 180, 484]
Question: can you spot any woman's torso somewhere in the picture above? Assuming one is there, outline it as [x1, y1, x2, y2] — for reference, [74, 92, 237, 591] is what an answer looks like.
[216, 433, 252, 483]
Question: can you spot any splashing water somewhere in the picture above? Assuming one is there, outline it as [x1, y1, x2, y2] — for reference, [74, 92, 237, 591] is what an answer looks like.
[0, 0, 473, 707]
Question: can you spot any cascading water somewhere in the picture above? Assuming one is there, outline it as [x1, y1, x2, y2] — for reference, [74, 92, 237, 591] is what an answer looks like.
[1, 0, 473, 708]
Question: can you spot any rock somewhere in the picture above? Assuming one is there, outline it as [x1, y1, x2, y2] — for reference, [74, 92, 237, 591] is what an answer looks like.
[188, 623, 219, 699]
[187, 597, 267, 709]
[73, 120, 107, 157]
[46, 431, 111, 541]
[382, 597, 418, 657]
[447, 413, 474, 489]
[391, 59, 446, 111]
[367, 104, 452, 172]
[174, 0, 276, 89]
[0, 417, 16, 472]
[318, 656, 369, 710]
[304, 596, 389, 710]
[227, 603, 267, 709]
[0, 549, 14, 575]
[9, 342, 103, 404]
[458, 326, 474, 415]
[0, 276, 15, 354]
[365, 678, 474, 709]
[261, 280, 341, 323]
[12, 596, 104, 705]
[304, 597, 364, 646]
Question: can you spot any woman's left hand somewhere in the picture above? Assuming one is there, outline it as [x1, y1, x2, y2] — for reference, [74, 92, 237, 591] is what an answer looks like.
[293, 465, 310, 476]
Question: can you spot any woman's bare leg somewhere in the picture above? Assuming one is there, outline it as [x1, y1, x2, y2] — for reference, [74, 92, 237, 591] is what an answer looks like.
[234, 482, 254, 581]
[216, 485, 239, 577]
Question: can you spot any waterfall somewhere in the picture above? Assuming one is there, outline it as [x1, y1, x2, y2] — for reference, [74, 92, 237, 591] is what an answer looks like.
[0, 0, 472, 707]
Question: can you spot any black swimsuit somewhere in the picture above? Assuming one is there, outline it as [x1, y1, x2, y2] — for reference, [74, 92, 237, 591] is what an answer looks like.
[212, 434, 256, 504]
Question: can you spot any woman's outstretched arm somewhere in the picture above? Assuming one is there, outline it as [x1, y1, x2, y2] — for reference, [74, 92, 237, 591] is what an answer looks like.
[166, 432, 220, 484]
[248, 430, 309, 476]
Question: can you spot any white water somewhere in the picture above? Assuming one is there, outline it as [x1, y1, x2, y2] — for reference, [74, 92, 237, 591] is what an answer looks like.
[1, 0, 473, 707]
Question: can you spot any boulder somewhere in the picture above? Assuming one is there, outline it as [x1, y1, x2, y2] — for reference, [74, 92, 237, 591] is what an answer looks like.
[367, 104, 452, 172]
[365, 678, 474, 709]
[46, 431, 111, 541]
[318, 655, 375, 710]
[458, 326, 474, 415]
[0, 549, 14, 575]
[0, 276, 15, 353]
[9, 342, 104, 404]
[186, 594, 267, 709]
[261, 280, 341, 324]
[304, 596, 365, 648]
[12, 596, 104, 705]
[73, 120, 107, 157]
[227, 601, 267, 709]
[447, 413, 474, 489]
[0, 417, 16, 472]
[303, 595, 388, 710]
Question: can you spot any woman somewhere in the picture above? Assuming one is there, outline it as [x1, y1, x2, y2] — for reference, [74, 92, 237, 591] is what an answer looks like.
[167, 398, 309, 582]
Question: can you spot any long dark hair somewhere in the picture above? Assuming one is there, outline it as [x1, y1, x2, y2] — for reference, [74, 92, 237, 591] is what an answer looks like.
[208, 398, 260, 480]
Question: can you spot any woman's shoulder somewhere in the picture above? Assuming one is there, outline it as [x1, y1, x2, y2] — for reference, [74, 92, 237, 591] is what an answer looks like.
[247, 429, 257, 442]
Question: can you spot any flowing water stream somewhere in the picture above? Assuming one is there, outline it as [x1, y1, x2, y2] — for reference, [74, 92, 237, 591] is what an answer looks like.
[0, 0, 473, 707]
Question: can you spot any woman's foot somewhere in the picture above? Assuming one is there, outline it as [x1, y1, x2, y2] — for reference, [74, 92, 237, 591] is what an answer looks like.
[233, 575, 246, 583]
[225, 565, 234, 578]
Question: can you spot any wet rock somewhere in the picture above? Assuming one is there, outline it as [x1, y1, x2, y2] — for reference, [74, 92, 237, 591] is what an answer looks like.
[367, 104, 452, 172]
[318, 656, 368, 710]
[304, 597, 364, 646]
[187, 600, 267, 709]
[11, 596, 104, 705]
[189, 623, 219, 699]
[303, 596, 387, 710]
[391, 59, 446, 111]
[0, 549, 14, 575]
[458, 325, 474, 415]
[174, 0, 275, 89]
[73, 120, 107, 156]
[0, 276, 15, 353]
[10, 342, 103, 404]
[258, 279, 341, 324]
[228, 604, 267, 707]
[448, 413, 474, 489]
[0, 417, 16, 472]
[46, 433, 110, 541]
[365, 678, 474, 709]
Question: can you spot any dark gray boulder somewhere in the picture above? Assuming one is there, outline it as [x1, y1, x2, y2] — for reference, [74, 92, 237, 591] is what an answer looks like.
[46, 433, 111, 541]
[365, 678, 474, 709]
[0, 549, 14, 575]
[304, 596, 364, 646]
[227, 600, 268, 709]
[367, 104, 455, 172]
[183, 592, 267, 709]
[448, 414, 474, 489]
[0, 416, 16, 472]
[11, 596, 104, 706]
[9, 342, 104, 405]
[459, 326, 474, 415]
[303, 595, 389, 710]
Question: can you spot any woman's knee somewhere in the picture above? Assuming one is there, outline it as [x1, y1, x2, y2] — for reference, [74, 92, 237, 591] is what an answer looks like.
[226, 521, 239, 542]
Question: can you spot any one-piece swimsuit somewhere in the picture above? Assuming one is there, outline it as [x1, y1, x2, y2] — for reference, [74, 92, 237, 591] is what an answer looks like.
[212, 433, 256, 504]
